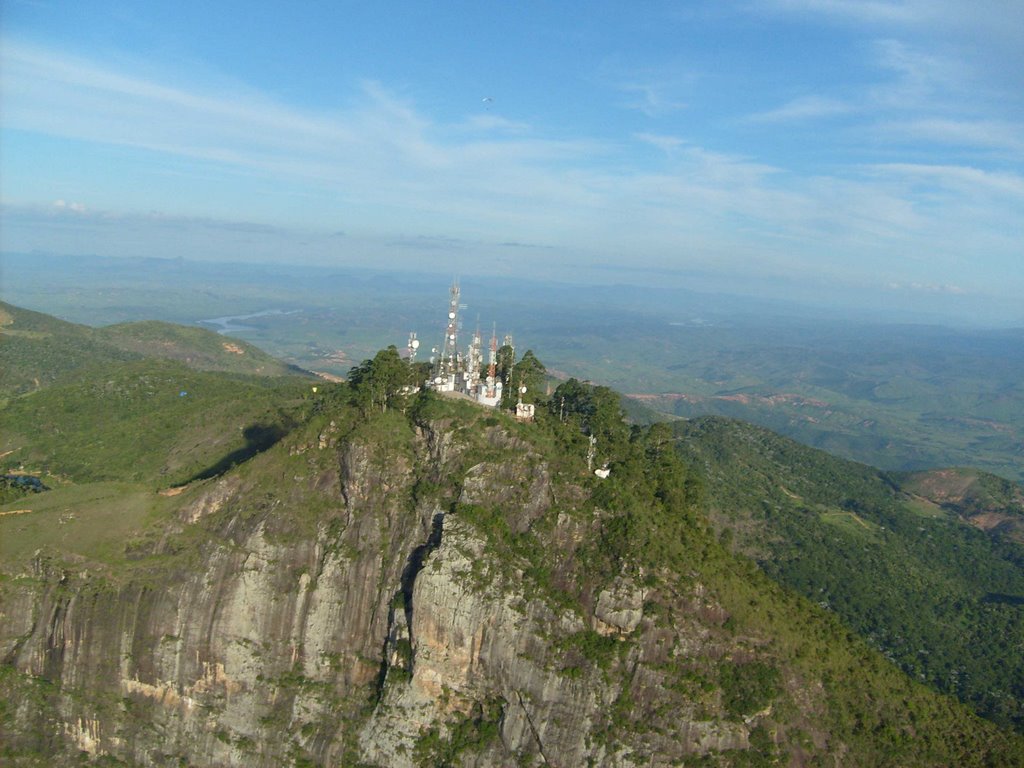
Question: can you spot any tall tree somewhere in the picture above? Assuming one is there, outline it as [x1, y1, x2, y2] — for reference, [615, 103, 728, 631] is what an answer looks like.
[512, 349, 546, 404]
[347, 346, 415, 414]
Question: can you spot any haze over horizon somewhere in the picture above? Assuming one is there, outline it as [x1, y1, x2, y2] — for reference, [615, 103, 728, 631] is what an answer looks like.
[2, 1, 1022, 324]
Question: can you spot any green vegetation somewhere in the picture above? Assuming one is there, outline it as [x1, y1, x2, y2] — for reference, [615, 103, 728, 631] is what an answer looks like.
[719, 661, 779, 719]
[0, 482, 160, 566]
[676, 416, 1024, 730]
[556, 629, 621, 671]
[0, 302, 141, 399]
[95, 319, 302, 377]
[407, 374, 1023, 763]
[3, 313, 1024, 766]
[505, 349, 547, 406]
[0, 301, 307, 403]
[0, 475, 47, 505]
[0, 358, 308, 487]
[412, 699, 503, 768]
[346, 345, 424, 414]
[897, 467, 1024, 542]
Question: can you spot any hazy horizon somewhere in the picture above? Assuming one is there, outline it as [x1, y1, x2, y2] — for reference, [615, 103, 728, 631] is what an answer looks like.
[3, 249, 1022, 330]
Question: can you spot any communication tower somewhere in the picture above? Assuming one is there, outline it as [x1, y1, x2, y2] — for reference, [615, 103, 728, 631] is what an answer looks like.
[486, 324, 498, 398]
[467, 322, 483, 394]
[422, 282, 523, 411]
[435, 281, 461, 390]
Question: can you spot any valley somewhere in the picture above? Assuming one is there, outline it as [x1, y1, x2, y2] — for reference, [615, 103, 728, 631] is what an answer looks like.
[5, 253, 1024, 483]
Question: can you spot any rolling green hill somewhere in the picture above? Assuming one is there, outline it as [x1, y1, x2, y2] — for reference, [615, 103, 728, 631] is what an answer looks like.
[0, 358, 311, 488]
[675, 416, 1024, 730]
[0, 302, 141, 398]
[1, 301, 316, 489]
[96, 320, 302, 377]
[0, 301, 309, 402]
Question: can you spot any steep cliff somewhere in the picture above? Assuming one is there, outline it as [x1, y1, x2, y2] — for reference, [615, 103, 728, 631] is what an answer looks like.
[2, 392, 1022, 766]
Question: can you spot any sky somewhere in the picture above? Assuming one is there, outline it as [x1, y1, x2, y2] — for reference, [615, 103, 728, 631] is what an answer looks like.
[1, 0, 1022, 323]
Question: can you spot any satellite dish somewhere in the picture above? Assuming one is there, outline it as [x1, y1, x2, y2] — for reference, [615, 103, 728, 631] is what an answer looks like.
[411, 339, 420, 349]
[434, 376, 442, 384]
[449, 312, 456, 319]
[520, 386, 527, 394]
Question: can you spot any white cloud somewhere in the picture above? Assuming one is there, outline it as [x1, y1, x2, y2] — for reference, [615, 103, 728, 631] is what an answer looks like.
[51, 199, 87, 213]
[0, 41, 603, 233]
[869, 38, 969, 106]
[877, 118, 1024, 155]
[634, 133, 687, 153]
[456, 114, 533, 134]
[758, 1, 1024, 112]
[746, 95, 854, 123]
[885, 281, 966, 294]
[616, 82, 687, 117]
[758, 0, 1024, 36]
[864, 163, 1024, 197]
[598, 62, 695, 118]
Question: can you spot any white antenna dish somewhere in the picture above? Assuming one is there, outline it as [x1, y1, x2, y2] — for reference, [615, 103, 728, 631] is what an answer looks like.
[449, 312, 456, 320]
[520, 386, 527, 394]
[411, 339, 420, 349]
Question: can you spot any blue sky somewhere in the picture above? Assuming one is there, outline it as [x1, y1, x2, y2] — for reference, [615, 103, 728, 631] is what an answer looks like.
[2, 1, 1022, 321]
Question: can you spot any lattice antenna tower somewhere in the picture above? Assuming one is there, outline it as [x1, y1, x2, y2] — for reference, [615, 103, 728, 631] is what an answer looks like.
[439, 280, 461, 380]
[469, 317, 483, 389]
[487, 323, 498, 398]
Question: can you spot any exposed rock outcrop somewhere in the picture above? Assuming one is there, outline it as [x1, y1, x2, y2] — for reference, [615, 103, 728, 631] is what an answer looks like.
[4, 408, 1008, 767]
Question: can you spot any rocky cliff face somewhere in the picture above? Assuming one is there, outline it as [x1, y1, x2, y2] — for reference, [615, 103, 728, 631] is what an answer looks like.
[1, 403, 1013, 766]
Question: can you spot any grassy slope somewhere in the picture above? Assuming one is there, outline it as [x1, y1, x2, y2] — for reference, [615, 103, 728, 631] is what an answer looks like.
[96, 320, 304, 377]
[0, 302, 310, 403]
[0, 482, 161, 566]
[1, 301, 317, 488]
[0, 302, 141, 398]
[675, 416, 1024, 730]
[0, 358, 311, 487]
